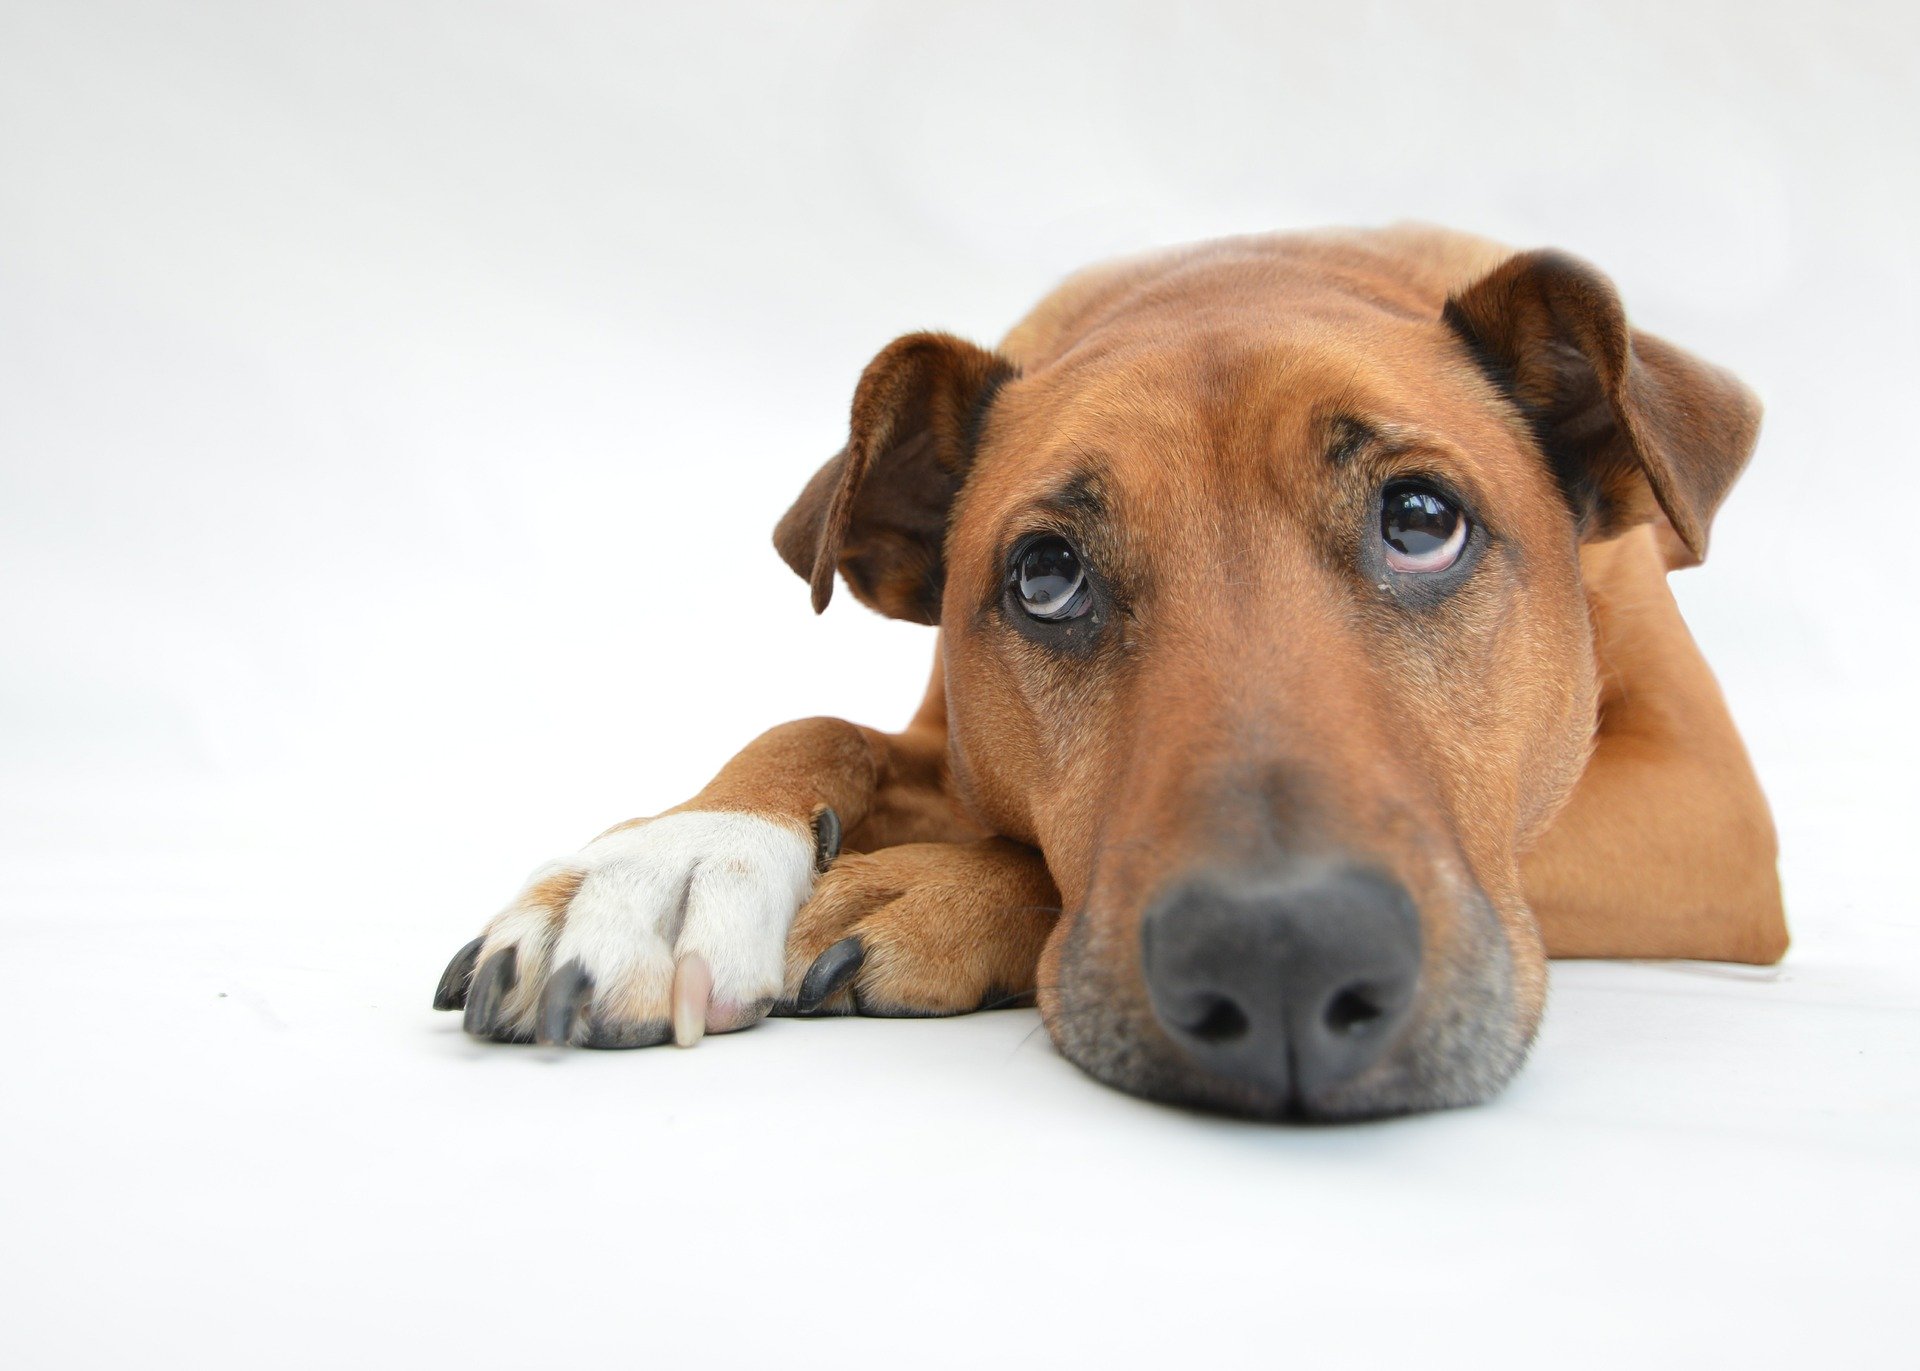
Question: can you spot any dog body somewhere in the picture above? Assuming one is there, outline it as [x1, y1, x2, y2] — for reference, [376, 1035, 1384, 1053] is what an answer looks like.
[437, 225, 1786, 1119]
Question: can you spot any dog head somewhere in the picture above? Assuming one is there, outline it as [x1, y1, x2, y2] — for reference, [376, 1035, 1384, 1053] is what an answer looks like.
[775, 231, 1759, 1119]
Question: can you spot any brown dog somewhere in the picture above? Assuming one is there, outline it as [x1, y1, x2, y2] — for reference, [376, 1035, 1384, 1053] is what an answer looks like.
[433, 225, 1787, 1120]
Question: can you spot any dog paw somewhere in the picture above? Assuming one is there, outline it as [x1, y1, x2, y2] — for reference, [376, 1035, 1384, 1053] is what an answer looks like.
[433, 808, 839, 1047]
[775, 839, 1058, 1018]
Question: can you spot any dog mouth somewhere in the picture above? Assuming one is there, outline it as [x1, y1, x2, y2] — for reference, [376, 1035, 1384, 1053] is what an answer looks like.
[1039, 878, 1536, 1122]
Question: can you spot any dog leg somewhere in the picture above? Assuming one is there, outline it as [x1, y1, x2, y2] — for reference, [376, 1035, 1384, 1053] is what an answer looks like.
[1523, 526, 1789, 964]
[778, 838, 1059, 1017]
[433, 701, 988, 1046]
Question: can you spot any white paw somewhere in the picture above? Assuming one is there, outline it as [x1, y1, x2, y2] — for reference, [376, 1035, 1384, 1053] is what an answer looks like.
[436, 811, 823, 1048]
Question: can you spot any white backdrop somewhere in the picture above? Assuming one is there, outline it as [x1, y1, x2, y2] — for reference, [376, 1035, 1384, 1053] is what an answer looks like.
[3, 3, 1915, 1368]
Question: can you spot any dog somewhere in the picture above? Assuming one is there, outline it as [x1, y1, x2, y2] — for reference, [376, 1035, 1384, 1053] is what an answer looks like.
[432, 224, 1787, 1120]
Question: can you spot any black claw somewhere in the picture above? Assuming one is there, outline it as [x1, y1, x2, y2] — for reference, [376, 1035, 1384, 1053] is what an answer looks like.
[462, 947, 518, 1039]
[535, 960, 595, 1046]
[582, 1019, 673, 1049]
[812, 807, 843, 873]
[433, 936, 486, 1010]
[797, 936, 866, 1011]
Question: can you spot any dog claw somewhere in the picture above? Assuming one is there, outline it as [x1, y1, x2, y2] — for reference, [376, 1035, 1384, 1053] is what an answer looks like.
[433, 936, 486, 1011]
[797, 936, 865, 1012]
[582, 1019, 672, 1049]
[462, 947, 518, 1039]
[536, 959, 595, 1046]
[672, 953, 712, 1047]
[812, 807, 842, 873]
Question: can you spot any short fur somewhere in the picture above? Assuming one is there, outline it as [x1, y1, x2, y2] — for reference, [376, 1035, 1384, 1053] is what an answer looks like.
[440, 225, 1786, 1119]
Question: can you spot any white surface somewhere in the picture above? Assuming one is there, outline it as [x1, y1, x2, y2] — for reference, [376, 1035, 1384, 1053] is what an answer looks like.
[2, 2, 1916, 1367]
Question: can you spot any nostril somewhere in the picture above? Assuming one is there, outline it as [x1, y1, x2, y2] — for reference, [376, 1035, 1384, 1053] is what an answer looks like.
[1182, 994, 1250, 1044]
[1324, 985, 1385, 1036]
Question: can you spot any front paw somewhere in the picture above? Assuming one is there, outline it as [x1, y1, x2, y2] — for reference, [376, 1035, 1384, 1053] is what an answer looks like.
[776, 839, 1057, 1018]
[434, 809, 836, 1047]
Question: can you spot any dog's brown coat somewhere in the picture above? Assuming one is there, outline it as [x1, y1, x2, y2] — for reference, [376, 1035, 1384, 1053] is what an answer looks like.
[481, 225, 1786, 1113]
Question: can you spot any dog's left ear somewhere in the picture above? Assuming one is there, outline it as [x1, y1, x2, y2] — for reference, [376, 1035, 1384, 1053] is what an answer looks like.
[1444, 249, 1761, 565]
[774, 331, 1015, 622]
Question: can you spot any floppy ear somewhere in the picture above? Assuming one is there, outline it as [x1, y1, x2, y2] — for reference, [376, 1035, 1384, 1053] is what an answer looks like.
[1443, 250, 1761, 565]
[773, 332, 1016, 623]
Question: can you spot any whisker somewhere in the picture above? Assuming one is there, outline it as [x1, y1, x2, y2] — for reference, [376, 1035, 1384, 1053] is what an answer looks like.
[1015, 1018, 1053, 1051]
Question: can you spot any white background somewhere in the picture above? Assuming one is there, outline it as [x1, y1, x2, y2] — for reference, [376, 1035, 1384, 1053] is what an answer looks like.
[3, 2, 1916, 1367]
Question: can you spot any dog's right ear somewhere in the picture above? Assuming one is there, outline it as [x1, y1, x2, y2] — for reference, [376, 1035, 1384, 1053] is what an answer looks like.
[774, 332, 1016, 624]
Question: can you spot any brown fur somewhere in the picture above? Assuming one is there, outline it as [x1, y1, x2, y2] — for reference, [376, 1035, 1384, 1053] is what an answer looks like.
[782, 839, 1056, 1015]
[511, 868, 587, 930]
[516, 225, 1786, 1116]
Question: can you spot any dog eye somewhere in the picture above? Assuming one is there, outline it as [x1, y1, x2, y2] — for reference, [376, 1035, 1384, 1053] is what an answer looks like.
[1380, 482, 1467, 574]
[1015, 536, 1092, 621]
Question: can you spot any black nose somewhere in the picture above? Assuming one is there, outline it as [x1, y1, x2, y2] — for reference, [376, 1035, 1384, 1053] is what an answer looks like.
[1140, 864, 1422, 1100]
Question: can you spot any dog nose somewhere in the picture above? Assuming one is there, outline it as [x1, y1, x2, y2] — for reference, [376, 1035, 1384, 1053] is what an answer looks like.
[1140, 864, 1422, 1100]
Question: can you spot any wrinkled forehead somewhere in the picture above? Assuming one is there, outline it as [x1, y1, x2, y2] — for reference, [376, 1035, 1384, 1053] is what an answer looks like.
[958, 310, 1541, 553]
